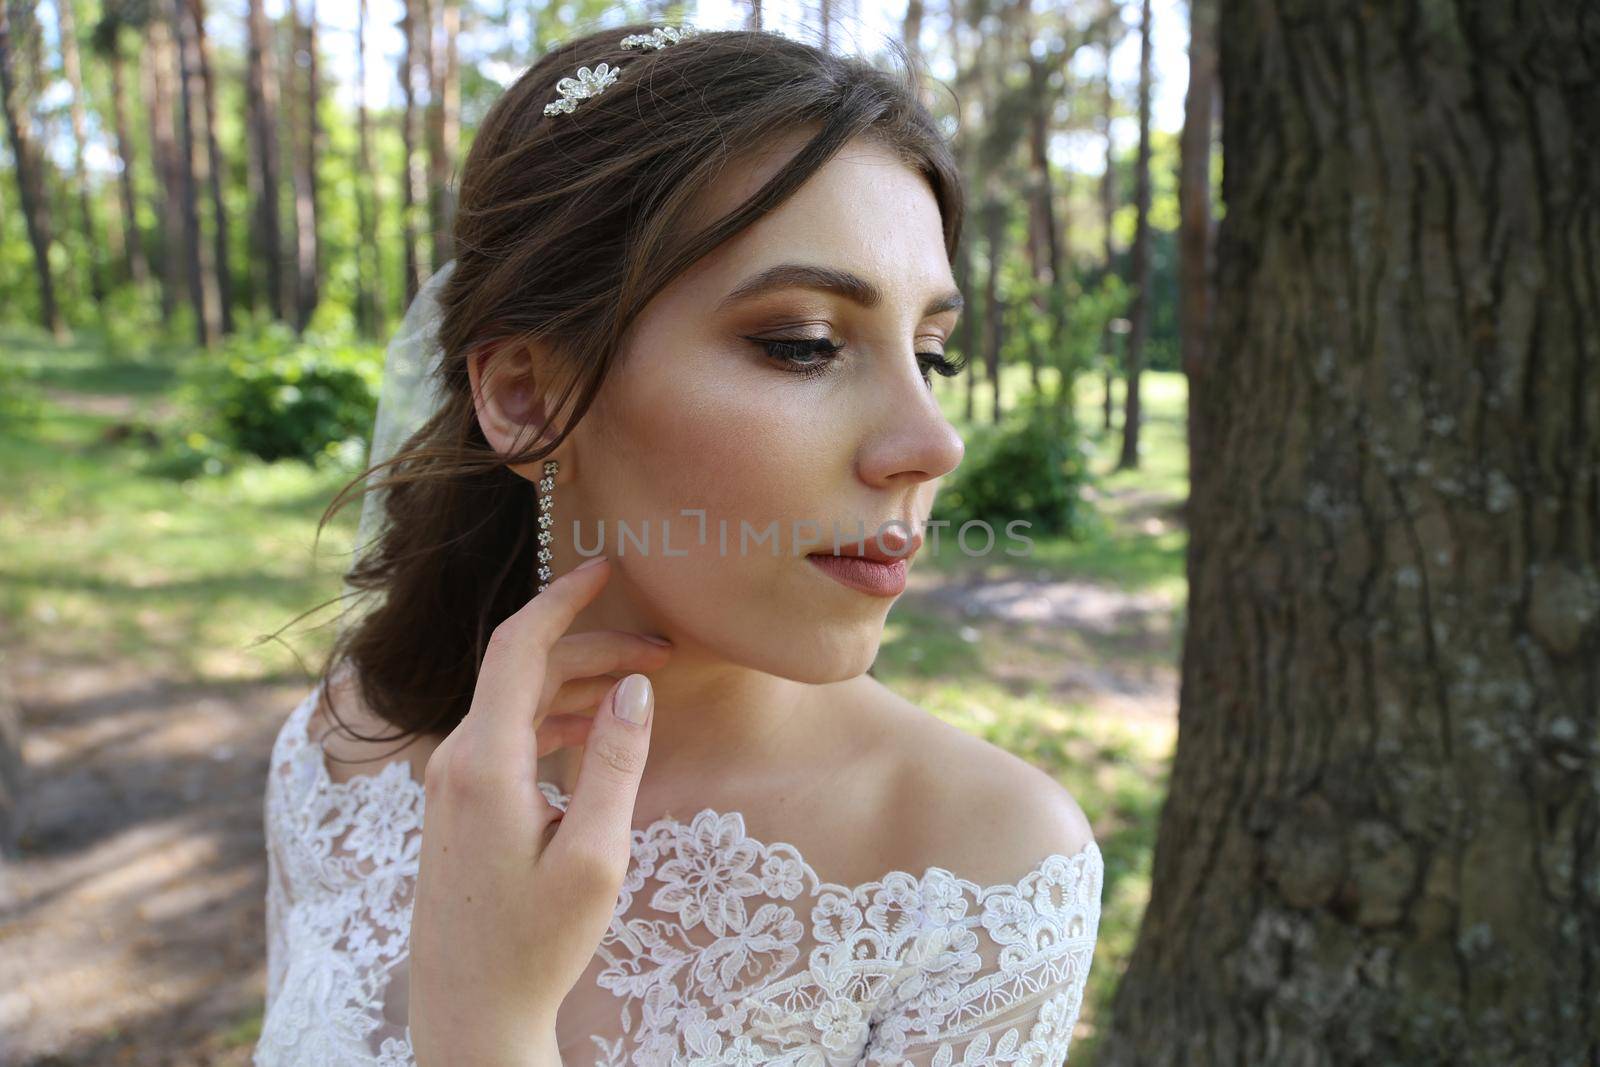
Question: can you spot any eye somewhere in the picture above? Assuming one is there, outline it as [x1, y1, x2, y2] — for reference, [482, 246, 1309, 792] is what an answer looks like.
[749, 335, 844, 381]
[916, 349, 968, 385]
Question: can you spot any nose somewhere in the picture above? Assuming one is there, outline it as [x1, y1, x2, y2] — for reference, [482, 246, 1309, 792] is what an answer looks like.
[854, 355, 966, 488]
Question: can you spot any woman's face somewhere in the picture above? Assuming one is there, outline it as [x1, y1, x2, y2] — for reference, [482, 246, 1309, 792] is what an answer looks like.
[483, 133, 965, 683]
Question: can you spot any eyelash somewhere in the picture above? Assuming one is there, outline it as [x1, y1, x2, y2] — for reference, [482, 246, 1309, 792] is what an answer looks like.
[752, 336, 968, 384]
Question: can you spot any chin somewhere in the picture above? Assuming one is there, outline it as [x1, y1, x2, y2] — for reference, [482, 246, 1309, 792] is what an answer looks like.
[716, 616, 884, 684]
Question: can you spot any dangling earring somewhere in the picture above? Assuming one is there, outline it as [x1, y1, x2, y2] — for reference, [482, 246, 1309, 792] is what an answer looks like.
[536, 458, 559, 594]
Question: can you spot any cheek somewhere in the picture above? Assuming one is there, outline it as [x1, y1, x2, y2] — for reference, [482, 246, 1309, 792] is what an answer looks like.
[592, 345, 830, 528]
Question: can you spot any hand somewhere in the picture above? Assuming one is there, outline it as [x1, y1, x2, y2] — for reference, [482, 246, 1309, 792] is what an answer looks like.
[408, 556, 670, 1067]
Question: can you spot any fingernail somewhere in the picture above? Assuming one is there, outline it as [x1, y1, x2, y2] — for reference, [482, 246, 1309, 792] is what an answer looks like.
[614, 674, 652, 726]
[573, 554, 608, 572]
[640, 634, 672, 647]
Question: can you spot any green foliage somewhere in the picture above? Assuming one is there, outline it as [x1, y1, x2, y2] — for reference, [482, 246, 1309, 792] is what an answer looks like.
[177, 324, 381, 466]
[934, 393, 1094, 540]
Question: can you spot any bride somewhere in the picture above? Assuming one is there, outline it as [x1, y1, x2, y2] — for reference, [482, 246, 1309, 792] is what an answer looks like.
[253, 22, 1102, 1067]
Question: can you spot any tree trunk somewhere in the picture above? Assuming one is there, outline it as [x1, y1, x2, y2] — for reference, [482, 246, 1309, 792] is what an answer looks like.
[1178, 0, 1217, 490]
[982, 195, 1005, 425]
[245, 0, 289, 321]
[107, 45, 150, 291]
[0, 1, 63, 337]
[1100, 43, 1116, 433]
[145, 10, 185, 326]
[188, 0, 233, 336]
[424, 0, 459, 269]
[171, 0, 219, 347]
[356, 0, 384, 334]
[55, 0, 106, 307]
[1116, 0, 1151, 470]
[1098, 3, 1600, 1063]
[399, 0, 426, 305]
[290, 0, 321, 332]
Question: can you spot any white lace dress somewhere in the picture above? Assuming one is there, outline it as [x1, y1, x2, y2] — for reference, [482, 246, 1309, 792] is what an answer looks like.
[253, 680, 1104, 1066]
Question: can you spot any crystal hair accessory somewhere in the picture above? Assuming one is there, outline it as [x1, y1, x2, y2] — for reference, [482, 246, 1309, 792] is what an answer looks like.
[543, 24, 701, 117]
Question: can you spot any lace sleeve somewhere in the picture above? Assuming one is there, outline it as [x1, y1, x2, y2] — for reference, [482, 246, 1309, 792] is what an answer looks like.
[253, 690, 423, 1067]
[263, 788, 290, 1019]
[860, 842, 1103, 1066]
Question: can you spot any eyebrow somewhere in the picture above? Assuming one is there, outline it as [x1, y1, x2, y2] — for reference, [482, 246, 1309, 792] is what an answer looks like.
[716, 262, 965, 319]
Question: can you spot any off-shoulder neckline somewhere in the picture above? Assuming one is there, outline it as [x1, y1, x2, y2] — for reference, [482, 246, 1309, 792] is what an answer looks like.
[285, 678, 1102, 897]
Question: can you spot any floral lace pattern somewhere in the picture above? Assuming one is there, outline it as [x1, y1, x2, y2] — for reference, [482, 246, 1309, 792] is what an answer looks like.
[254, 682, 1104, 1066]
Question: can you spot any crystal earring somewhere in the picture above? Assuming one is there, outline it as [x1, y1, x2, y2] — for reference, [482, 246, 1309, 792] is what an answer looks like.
[536, 459, 558, 594]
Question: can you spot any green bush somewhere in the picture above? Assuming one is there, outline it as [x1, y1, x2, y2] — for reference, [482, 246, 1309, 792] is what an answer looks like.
[180, 325, 381, 465]
[934, 394, 1094, 540]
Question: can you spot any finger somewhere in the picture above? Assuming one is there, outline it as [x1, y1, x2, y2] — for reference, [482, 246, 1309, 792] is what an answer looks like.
[544, 673, 653, 888]
[535, 712, 596, 757]
[543, 630, 671, 697]
[469, 555, 612, 757]
[544, 675, 620, 717]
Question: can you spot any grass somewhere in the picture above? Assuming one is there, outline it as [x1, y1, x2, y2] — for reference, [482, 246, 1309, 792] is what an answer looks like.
[1, 326, 1189, 1064]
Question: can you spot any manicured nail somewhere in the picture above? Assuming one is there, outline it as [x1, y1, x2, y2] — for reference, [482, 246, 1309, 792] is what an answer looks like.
[573, 554, 608, 572]
[614, 674, 652, 726]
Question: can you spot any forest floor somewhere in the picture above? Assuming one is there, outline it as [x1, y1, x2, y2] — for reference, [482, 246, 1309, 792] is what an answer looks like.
[0, 334, 1186, 1065]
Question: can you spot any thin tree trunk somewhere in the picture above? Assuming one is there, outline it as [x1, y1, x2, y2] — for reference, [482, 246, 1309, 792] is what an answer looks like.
[172, 0, 219, 347]
[108, 45, 150, 290]
[1100, 45, 1116, 433]
[188, 0, 233, 335]
[54, 0, 105, 307]
[145, 12, 185, 325]
[0, 0, 62, 337]
[290, 0, 321, 332]
[1178, 0, 1217, 491]
[356, 0, 384, 333]
[422, 0, 449, 268]
[903, 0, 923, 73]
[437, 0, 459, 266]
[246, 0, 289, 321]
[1116, 0, 1151, 470]
[1024, 22, 1062, 400]
[982, 196, 1005, 425]
[1099, 2, 1600, 1062]
[399, 0, 426, 304]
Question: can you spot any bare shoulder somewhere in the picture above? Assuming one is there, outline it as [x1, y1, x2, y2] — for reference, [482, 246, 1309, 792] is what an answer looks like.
[307, 667, 441, 786]
[868, 685, 1097, 887]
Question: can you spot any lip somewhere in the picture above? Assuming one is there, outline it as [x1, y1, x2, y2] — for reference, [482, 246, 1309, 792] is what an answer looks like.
[810, 529, 924, 564]
[804, 528, 921, 597]
[805, 554, 908, 597]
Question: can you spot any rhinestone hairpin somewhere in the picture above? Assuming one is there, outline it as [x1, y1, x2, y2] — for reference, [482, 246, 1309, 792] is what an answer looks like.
[543, 24, 701, 117]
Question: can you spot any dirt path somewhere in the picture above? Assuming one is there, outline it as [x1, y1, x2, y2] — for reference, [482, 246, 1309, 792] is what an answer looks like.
[0, 562, 1180, 1065]
[0, 658, 309, 1066]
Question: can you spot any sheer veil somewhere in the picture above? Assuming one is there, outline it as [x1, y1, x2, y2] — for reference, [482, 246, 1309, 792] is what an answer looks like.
[337, 259, 456, 636]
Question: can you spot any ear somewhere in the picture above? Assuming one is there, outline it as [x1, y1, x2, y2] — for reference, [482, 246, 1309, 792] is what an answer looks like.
[466, 338, 567, 483]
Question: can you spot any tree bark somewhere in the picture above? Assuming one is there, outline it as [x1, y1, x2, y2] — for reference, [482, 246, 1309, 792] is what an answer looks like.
[188, 0, 233, 335]
[245, 0, 288, 320]
[1100, 41, 1116, 433]
[1098, 2, 1600, 1062]
[1178, 0, 1217, 489]
[399, 0, 426, 305]
[356, 0, 384, 334]
[0, 0, 63, 337]
[171, 0, 219, 347]
[106, 41, 150, 291]
[145, 10, 185, 325]
[290, 0, 321, 332]
[1116, 0, 1151, 470]
[424, 0, 459, 269]
[54, 0, 106, 307]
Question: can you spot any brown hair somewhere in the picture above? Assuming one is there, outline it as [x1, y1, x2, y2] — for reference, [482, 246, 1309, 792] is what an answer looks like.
[297, 24, 964, 758]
